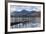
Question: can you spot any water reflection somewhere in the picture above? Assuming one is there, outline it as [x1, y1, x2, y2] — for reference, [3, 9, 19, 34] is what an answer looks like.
[11, 17, 40, 28]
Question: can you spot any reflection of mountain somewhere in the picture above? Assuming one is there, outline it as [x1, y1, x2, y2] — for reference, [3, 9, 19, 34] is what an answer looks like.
[11, 10, 40, 17]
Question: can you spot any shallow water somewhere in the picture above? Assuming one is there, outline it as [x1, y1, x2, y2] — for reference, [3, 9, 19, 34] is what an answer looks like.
[11, 22, 40, 28]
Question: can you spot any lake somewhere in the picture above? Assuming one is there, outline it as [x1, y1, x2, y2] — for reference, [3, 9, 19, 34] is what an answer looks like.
[11, 17, 41, 28]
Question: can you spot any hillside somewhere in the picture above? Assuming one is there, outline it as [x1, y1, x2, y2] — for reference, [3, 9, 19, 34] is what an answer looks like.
[11, 10, 40, 17]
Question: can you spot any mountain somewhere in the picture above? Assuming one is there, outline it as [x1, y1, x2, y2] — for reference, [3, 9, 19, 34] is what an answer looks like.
[11, 10, 40, 17]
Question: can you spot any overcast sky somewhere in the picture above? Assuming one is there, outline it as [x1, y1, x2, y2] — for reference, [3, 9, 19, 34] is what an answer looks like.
[10, 5, 41, 12]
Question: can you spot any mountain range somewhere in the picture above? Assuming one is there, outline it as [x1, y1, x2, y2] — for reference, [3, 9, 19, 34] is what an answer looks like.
[11, 10, 40, 17]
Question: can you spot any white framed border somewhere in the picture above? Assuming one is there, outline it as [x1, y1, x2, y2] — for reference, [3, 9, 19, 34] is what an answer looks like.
[7, 2, 43, 32]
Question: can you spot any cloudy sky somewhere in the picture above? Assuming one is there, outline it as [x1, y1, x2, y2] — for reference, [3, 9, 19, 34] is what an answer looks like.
[10, 5, 41, 12]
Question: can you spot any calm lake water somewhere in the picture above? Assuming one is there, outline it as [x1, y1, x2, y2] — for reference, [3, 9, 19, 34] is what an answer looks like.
[11, 17, 41, 28]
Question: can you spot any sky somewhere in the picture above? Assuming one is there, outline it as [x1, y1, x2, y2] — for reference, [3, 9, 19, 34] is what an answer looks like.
[10, 5, 41, 12]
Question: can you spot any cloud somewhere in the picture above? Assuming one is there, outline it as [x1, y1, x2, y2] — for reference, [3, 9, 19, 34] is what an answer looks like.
[10, 6, 41, 12]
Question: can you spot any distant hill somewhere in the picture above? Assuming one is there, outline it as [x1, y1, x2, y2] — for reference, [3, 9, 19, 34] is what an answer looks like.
[11, 10, 40, 17]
